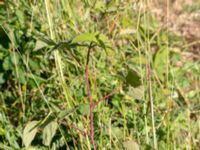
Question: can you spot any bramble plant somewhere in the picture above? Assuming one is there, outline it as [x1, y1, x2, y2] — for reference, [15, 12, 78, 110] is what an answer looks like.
[0, 0, 199, 150]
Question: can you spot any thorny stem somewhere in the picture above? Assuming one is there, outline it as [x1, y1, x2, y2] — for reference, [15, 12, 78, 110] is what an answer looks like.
[85, 43, 96, 150]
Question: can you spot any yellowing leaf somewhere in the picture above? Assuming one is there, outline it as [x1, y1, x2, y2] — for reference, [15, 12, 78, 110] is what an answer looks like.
[23, 121, 39, 147]
[123, 140, 140, 150]
[153, 47, 168, 81]
[127, 85, 144, 100]
[42, 121, 58, 146]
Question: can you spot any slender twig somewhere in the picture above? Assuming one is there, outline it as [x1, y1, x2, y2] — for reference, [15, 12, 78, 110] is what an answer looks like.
[95, 86, 122, 106]
[85, 43, 96, 150]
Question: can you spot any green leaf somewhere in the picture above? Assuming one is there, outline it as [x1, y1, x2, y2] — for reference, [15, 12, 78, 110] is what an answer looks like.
[123, 140, 140, 150]
[79, 104, 89, 115]
[111, 127, 123, 139]
[0, 52, 4, 60]
[127, 85, 144, 100]
[0, 143, 13, 150]
[23, 121, 39, 147]
[34, 40, 48, 51]
[18, 68, 26, 84]
[72, 32, 110, 48]
[3, 56, 12, 71]
[16, 10, 24, 26]
[42, 121, 58, 146]
[126, 69, 141, 87]
[72, 32, 98, 43]
[0, 73, 5, 84]
[153, 47, 168, 81]
[96, 33, 110, 49]
[10, 52, 20, 65]
[28, 59, 40, 70]
[94, 1, 106, 12]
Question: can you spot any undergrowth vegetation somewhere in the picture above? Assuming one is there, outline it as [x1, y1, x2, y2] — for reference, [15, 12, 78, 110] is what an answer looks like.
[0, 0, 199, 150]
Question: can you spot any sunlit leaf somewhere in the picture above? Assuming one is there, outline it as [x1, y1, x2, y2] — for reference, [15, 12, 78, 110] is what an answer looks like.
[127, 85, 144, 100]
[123, 140, 140, 150]
[72, 32, 98, 43]
[23, 121, 39, 147]
[34, 40, 48, 51]
[72, 32, 110, 49]
[42, 121, 58, 146]
[153, 47, 168, 81]
[79, 104, 89, 115]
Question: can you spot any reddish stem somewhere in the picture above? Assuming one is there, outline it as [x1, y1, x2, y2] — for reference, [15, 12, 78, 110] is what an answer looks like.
[95, 86, 122, 106]
[85, 64, 96, 150]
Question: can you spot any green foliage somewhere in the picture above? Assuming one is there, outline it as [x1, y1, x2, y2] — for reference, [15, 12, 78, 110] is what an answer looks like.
[0, 0, 199, 149]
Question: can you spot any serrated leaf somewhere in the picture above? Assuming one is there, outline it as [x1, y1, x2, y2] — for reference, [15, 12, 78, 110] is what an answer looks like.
[153, 47, 168, 81]
[126, 69, 141, 87]
[23, 121, 39, 147]
[42, 121, 58, 146]
[123, 140, 140, 150]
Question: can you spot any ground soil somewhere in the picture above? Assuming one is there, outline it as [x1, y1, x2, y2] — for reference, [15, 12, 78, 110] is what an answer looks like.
[151, 0, 200, 60]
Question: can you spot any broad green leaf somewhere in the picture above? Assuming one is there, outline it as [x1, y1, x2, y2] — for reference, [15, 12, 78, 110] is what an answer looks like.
[18, 68, 26, 84]
[3, 56, 12, 71]
[10, 52, 20, 65]
[23, 121, 39, 147]
[16, 10, 24, 26]
[127, 85, 144, 100]
[34, 40, 48, 51]
[79, 104, 89, 115]
[28, 59, 40, 70]
[72, 32, 98, 43]
[123, 140, 140, 150]
[96, 33, 110, 48]
[42, 121, 58, 146]
[153, 47, 168, 81]
[72, 32, 110, 48]
[126, 69, 141, 87]
[94, 1, 106, 12]
[0, 52, 4, 60]
[111, 127, 123, 139]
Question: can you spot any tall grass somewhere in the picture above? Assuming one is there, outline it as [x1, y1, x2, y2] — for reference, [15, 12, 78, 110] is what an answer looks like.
[0, 0, 199, 149]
